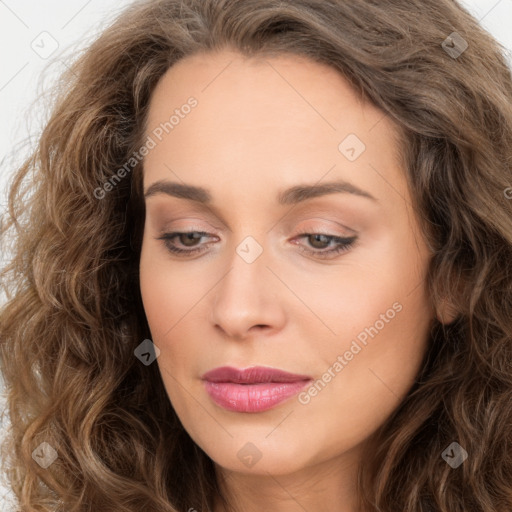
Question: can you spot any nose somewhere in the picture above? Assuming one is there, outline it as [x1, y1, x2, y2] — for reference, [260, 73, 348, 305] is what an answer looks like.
[209, 242, 286, 341]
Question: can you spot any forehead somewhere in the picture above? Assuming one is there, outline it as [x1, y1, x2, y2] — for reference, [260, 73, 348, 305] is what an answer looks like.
[142, 49, 406, 207]
[146, 49, 382, 131]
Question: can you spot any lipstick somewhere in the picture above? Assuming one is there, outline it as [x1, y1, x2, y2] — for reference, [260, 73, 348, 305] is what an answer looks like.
[201, 366, 312, 413]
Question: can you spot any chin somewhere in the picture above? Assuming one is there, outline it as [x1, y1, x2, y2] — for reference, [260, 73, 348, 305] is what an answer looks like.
[199, 435, 317, 476]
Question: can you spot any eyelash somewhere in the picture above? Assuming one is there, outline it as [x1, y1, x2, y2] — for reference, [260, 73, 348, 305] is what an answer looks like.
[156, 229, 357, 260]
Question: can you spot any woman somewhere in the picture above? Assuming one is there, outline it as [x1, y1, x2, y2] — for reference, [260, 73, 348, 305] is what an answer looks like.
[1, 0, 511, 511]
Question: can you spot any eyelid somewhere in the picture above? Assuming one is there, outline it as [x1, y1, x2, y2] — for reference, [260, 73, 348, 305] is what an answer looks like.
[289, 217, 357, 236]
[157, 220, 220, 235]
[152, 207, 356, 231]
[158, 216, 356, 237]
[150, 209, 229, 233]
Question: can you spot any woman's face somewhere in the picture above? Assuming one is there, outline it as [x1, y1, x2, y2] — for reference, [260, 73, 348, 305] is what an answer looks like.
[139, 49, 438, 477]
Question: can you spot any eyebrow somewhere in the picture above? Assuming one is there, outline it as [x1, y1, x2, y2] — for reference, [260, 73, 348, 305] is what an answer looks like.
[144, 179, 378, 204]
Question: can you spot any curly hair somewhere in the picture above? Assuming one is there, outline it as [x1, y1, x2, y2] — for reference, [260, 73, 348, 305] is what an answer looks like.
[1, 0, 512, 510]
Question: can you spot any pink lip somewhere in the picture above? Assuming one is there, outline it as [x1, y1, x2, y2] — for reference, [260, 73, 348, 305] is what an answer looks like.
[201, 366, 312, 413]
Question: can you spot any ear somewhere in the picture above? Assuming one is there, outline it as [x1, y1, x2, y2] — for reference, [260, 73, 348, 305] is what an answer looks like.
[436, 296, 459, 325]
[435, 270, 465, 325]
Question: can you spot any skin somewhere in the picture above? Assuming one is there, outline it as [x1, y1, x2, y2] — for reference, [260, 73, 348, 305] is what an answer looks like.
[139, 49, 454, 512]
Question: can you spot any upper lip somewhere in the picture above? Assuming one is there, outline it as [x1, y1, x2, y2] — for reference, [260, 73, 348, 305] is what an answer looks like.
[201, 366, 312, 384]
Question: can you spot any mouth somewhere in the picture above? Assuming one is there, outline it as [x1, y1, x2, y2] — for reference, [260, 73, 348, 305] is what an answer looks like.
[201, 366, 313, 413]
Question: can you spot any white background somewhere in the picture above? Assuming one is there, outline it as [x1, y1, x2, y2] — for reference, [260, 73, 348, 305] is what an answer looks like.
[0, 0, 511, 507]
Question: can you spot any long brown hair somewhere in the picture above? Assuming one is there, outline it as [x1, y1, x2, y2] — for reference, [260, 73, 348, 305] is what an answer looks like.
[1, 0, 512, 510]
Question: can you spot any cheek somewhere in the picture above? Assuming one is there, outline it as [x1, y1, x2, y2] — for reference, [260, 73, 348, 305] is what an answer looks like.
[139, 239, 202, 338]
[139, 244, 210, 394]
[279, 233, 424, 354]
[140, 245, 169, 338]
[293, 290, 431, 461]
[293, 273, 424, 398]
[296, 232, 432, 403]
[139, 251, 200, 416]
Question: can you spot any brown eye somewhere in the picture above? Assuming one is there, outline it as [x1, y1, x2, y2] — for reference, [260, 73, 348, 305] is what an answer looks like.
[307, 234, 332, 250]
[156, 231, 215, 256]
[178, 232, 204, 247]
[293, 230, 358, 260]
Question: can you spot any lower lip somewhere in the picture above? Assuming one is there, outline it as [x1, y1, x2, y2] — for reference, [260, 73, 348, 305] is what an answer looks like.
[202, 380, 311, 413]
